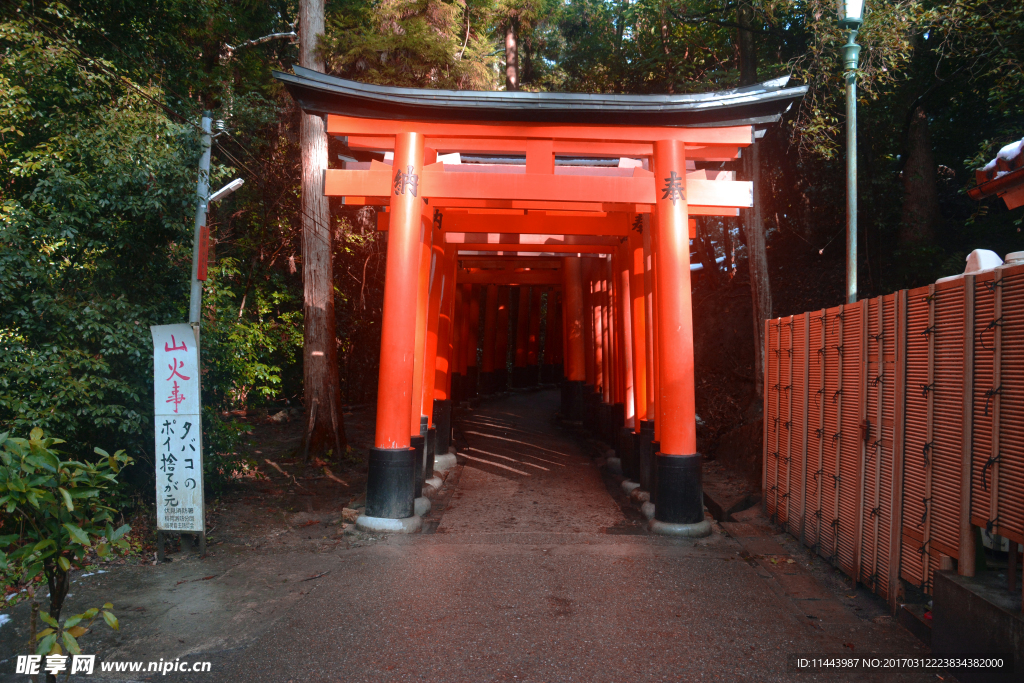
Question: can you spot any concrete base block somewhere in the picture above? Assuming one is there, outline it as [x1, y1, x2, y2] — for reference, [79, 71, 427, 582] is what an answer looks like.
[621, 480, 641, 495]
[606, 457, 622, 476]
[413, 496, 432, 517]
[629, 488, 650, 504]
[649, 518, 712, 537]
[641, 502, 656, 520]
[424, 476, 443, 491]
[355, 514, 423, 534]
[434, 453, 458, 472]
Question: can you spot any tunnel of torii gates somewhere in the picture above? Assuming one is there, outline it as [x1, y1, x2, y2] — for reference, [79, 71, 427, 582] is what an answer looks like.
[277, 67, 806, 535]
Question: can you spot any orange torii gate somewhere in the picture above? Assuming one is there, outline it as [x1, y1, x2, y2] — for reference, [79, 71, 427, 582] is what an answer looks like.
[277, 68, 805, 535]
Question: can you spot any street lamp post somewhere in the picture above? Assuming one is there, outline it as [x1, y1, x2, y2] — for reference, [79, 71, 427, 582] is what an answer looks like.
[839, 0, 863, 304]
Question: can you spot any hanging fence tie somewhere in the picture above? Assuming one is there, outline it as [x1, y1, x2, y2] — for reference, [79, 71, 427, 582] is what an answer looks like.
[831, 473, 841, 488]
[870, 506, 882, 518]
[773, 348, 782, 357]
[784, 420, 792, 431]
[920, 325, 936, 336]
[871, 332, 884, 342]
[813, 509, 823, 520]
[918, 498, 931, 527]
[817, 346, 827, 359]
[986, 517, 1001, 535]
[834, 344, 844, 357]
[813, 468, 824, 482]
[786, 347, 794, 356]
[772, 383, 781, 393]
[979, 316, 1004, 351]
[782, 384, 793, 394]
[770, 451, 780, 460]
[982, 453, 1002, 491]
[982, 278, 1004, 293]
[920, 383, 935, 397]
[830, 312, 844, 336]
[872, 373, 885, 386]
[772, 417, 780, 432]
[815, 427, 825, 439]
[783, 455, 792, 464]
[922, 442, 933, 468]
[918, 539, 930, 556]
[781, 491, 791, 500]
[983, 386, 1002, 416]
[814, 387, 826, 407]
[832, 432, 842, 447]
[832, 388, 843, 404]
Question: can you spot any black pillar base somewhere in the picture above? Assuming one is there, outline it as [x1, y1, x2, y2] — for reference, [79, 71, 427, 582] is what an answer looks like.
[583, 386, 600, 433]
[618, 427, 636, 480]
[637, 420, 655, 492]
[540, 364, 555, 383]
[432, 399, 452, 456]
[365, 447, 416, 519]
[425, 426, 436, 480]
[496, 368, 508, 391]
[526, 364, 539, 386]
[466, 366, 479, 398]
[612, 403, 625, 435]
[450, 373, 463, 403]
[411, 435, 426, 498]
[479, 371, 495, 395]
[654, 452, 703, 524]
[598, 402, 613, 443]
[554, 363, 564, 382]
[562, 380, 585, 421]
[511, 365, 527, 388]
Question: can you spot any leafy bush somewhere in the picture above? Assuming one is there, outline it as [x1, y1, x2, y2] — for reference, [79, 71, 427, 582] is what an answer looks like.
[0, 429, 131, 623]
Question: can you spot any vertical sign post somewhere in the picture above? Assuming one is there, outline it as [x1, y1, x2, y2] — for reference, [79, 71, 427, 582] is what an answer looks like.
[151, 323, 206, 559]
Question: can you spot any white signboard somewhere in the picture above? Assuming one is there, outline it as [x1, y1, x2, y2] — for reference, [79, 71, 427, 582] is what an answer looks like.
[151, 324, 204, 532]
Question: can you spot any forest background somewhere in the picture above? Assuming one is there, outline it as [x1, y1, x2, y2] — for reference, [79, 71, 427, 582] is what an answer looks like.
[0, 0, 1021, 506]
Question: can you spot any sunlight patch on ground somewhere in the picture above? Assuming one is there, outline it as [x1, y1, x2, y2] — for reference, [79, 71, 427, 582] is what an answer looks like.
[464, 447, 550, 471]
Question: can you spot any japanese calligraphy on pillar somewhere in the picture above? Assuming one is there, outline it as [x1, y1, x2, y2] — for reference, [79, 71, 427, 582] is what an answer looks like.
[150, 324, 205, 533]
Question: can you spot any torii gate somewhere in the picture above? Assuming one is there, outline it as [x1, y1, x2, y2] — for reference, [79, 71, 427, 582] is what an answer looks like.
[277, 68, 805, 535]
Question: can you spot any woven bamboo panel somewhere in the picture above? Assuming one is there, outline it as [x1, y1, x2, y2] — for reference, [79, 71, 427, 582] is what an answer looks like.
[858, 294, 898, 599]
[765, 318, 780, 521]
[777, 316, 795, 528]
[819, 304, 843, 564]
[805, 310, 828, 551]
[837, 302, 863, 579]
[993, 264, 1024, 544]
[930, 278, 964, 567]
[971, 271, 997, 533]
[901, 285, 931, 591]
[789, 313, 809, 540]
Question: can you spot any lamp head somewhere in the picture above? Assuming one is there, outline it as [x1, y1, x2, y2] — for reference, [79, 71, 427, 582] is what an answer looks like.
[837, 0, 864, 29]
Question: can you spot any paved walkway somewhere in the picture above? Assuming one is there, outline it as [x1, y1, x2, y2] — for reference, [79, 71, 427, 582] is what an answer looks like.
[193, 389, 932, 682]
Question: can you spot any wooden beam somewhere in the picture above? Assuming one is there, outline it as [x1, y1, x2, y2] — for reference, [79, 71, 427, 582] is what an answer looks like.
[457, 270, 563, 285]
[458, 257, 562, 269]
[327, 168, 751, 208]
[328, 114, 753, 145]
[445, 233, 622, 246]
[379, 212, 631, 236]
[346, 135, 741, 160]
[455, 243, 616, 254]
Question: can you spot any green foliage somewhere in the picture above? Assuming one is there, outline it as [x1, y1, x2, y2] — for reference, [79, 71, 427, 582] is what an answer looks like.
[35, 602, 119, 657]
[0, 429, 131, 621]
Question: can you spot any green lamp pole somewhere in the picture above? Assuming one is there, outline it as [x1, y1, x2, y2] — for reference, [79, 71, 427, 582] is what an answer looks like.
[839, 0, 863, 304]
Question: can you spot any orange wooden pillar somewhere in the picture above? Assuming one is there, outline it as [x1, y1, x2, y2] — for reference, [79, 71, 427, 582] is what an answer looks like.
[629, 225, 655, 493]
[614, 241, 635, 475]
[419, 216, 445, 482]
[432, 245, 457, 456]
[582, 259, 599, 428]
[409, 210, 433, 503]
[365, 131, 425, 526]
[512, 285, 530, 387]
[526, 285, 543, 386]
[465, 284, 481, 398]
[494, 286, 510, 390]
[541, 287, 558, 382]
[651, 139, 706, 533]
[480, 284, 499, 394]
[562, 257, 587, 420]
[450, 284, 465, 403]
[550, 290, 564, 379]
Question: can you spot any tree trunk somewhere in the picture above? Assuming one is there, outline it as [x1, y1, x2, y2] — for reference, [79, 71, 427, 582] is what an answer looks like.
[899, 105, 939, 246]
[694, 217, 720, 289]
[505, 19, 518, 91]
[300, 0, 346, 460]
[737, 0, 771, 399]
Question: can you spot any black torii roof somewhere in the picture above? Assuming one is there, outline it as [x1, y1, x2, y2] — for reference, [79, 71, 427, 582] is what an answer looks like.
[274, 66, 807, 128]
